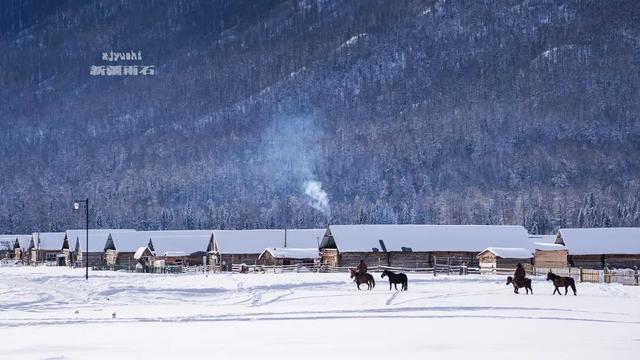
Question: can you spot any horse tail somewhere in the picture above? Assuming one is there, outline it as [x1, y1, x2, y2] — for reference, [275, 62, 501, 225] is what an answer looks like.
[372, 276, 375, 288]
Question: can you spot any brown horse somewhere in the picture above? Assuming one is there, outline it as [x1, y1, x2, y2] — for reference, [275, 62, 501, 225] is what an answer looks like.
[350, 268, 375, 290]
[506, 276, 533, 294]
[547, 272, 577, 296]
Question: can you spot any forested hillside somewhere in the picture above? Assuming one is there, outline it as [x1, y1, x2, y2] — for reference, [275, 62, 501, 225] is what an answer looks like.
[1, 0, 639, 234]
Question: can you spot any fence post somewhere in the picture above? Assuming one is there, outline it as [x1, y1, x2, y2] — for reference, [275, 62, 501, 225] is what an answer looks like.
[579, 267, 583, 283]
[433, 255, 437, 277]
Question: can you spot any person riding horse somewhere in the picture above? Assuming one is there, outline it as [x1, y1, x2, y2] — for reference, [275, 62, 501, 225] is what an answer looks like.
[357, 260, 368, 276]
[513, 263, 526, 287]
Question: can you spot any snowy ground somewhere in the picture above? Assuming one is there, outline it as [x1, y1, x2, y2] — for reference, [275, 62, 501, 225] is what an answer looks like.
[1, 267, 639, 359]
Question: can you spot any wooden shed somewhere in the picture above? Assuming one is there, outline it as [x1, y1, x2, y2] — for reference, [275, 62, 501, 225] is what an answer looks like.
[319, 224, 531, 269]
[259, 247, 319, 266]
[532, 241, 568, 268]
[477, 247, 533, 273]
[556, 228, 640, 269]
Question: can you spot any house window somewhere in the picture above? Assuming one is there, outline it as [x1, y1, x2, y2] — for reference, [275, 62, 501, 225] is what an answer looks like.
[45, 253, 57, 262]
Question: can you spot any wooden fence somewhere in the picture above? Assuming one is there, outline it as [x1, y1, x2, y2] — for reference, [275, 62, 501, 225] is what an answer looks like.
[533, 267, 639, 286]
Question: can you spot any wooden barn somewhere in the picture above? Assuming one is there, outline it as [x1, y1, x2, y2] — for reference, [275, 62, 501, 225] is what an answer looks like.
[214, 229, 324, 270]
[104, 232, 148, 267]
[556, 228, 640, 269]
[65, 229, 138, 267]
[259, 247, 319, 266]
[30, 232, 67, 265]
[319, 224, 531, 269]
[141, 230, 216, 267]
[477, 247, 533, 273]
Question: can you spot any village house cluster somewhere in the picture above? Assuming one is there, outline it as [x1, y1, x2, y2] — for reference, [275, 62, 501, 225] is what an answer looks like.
[2, 225, 639, 273]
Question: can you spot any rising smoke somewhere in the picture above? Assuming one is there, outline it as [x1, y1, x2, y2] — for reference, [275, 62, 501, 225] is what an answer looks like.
[261, 112, 331, 219]
[303, 180, 331, 218]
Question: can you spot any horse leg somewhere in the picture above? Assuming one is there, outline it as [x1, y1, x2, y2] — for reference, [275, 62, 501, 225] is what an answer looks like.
[357, 282, 361, 290]
[564, 286, 568, 295]
[394, 283, 398, 291]
[553, 287, 559, 295]
[389, 282, 392, 291]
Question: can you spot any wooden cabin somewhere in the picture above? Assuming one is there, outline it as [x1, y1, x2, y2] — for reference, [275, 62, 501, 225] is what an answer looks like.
[477, 247, 533, 273]
[259, 247, 319, 266]
[319, 224, 531, 269]
[214, 229, 324, 271]
[556, 228, 640, 269]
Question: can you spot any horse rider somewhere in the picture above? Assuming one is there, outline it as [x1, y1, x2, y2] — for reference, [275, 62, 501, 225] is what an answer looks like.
[357, 259, 368, 276]
[514, 262, 526, 286]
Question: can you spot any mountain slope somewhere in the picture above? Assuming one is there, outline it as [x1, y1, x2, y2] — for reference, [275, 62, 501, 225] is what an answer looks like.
[1, 0, 639, 233]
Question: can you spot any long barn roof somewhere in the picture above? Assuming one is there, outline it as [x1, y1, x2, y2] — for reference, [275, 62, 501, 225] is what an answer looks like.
[141, 230, 213, 256]
[65, 229, 137, 252]
[31, 232, 66, 250]
[321, 225, 530, 252]
[214, 229, 324, 254]
[557, 227, 640, 255]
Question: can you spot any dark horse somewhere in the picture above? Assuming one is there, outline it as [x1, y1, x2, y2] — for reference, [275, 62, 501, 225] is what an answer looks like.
[547, 272, 577, 296]
[350, 268, 375, 290]
[381, 269, 408, 291]
[506, 276, 533, 294]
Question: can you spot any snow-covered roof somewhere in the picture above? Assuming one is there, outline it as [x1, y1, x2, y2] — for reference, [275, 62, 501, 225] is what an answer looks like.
[478, 247, 533, 259]
[283, 229, 325, 248]
[321, 225, 530, 252]
[65, 229, 137, 252]
[110, 232, 149, 252]
[133, 247, 150, 260]
[0, 234, 32, 249]
[528, 234, 558, 243]
[533, 242, 567, 251]
[141, 230, 213, 256]
[214, 229, 285, 254]
[557, 228, 640, 255]
[31, 232, 66, 250]
[259, 247, 320, 260]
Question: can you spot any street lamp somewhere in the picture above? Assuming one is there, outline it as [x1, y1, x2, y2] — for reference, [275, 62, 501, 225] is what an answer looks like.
[73, 198, 89, 280]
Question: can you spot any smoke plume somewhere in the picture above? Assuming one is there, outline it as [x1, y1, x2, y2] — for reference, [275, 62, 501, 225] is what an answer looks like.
[304, 180, 331, 218]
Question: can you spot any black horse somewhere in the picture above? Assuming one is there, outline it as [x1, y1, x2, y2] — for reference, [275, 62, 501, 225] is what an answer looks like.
[547, 272, 577, 296]
[381, 269, 408, 291]
[506, 276, 533, 294]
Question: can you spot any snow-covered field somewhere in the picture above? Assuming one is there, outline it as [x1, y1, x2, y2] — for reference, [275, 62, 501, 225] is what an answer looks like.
[1, 267, 639, 359]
